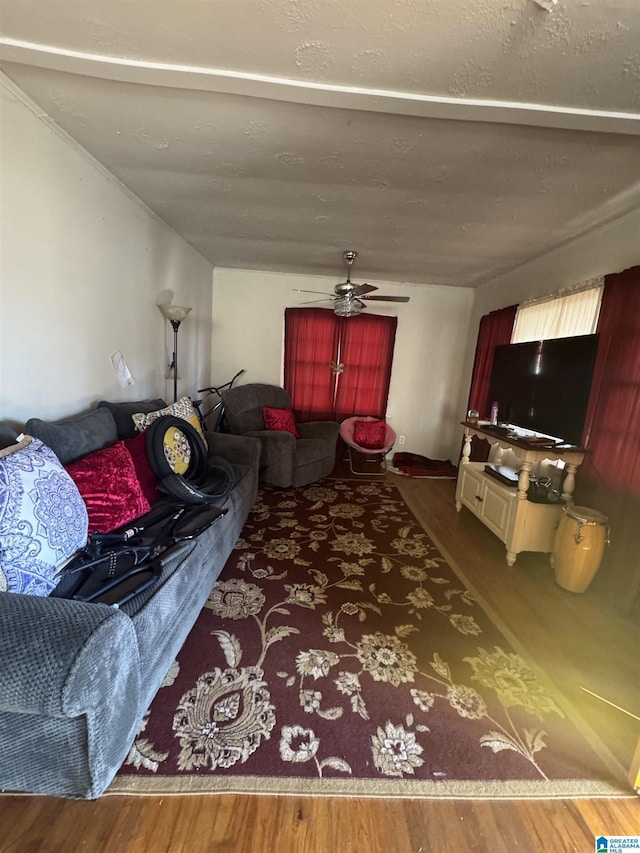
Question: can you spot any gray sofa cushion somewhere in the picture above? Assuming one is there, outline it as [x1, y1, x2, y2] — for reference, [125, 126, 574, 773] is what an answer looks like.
[98, 398, 167, 440]
[0, 421, 19, 450]
[25, 408, 118, 465]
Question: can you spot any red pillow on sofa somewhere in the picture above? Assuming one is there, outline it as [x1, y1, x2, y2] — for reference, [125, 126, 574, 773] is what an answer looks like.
[262, 406, 300, 437]
[353, 419, 387, 450]
[124, 430, 161, 506]
[66, 440, 151, 534]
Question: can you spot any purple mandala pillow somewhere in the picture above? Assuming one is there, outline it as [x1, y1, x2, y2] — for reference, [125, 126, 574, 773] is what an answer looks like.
[0, 437, 88, 596]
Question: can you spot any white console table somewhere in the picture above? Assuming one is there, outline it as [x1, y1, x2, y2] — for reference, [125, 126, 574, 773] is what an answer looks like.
[455, 422, 586, 566]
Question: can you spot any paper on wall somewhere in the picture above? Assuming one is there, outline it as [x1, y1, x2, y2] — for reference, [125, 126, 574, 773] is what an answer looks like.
[111, 350, 134, 387]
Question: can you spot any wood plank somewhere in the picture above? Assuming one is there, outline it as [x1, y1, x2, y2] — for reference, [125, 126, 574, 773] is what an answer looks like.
[394, 474, 640, 771]
[1, 793, 639, 852]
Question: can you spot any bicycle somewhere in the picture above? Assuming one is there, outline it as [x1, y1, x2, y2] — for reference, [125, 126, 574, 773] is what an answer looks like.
[193, 369, 245, 433]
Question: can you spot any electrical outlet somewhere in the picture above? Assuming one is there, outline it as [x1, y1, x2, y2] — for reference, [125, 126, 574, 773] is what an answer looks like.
[398, 435, 406, 445]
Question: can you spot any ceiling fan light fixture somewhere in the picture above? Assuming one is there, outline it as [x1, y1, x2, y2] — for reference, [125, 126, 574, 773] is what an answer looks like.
[334, 297, 363, 317]
[293, 249, 409, 315]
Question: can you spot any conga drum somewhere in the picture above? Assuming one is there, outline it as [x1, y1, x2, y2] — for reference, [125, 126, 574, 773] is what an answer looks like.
[552, 505, 609, 593]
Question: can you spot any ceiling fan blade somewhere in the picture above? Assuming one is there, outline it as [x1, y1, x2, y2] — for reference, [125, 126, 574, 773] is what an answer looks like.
[300, 298, 334, 305]
[361, 295, 410, 303]
[352, 283, 378, 296]
[294, 289, 335, 296]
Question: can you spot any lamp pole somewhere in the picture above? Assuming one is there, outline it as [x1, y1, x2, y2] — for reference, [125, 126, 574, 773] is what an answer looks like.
[170, 318, 181, 403]
[158, 304, 192, 403]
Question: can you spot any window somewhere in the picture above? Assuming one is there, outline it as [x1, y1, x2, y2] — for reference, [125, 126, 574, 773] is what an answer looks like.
[283, 308, 339, 421]
[512, 281, 603, 343]
[284, 308, 397, 422]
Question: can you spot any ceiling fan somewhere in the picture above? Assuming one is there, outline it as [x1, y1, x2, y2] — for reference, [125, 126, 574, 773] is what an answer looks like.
[294, 250, 410, 317]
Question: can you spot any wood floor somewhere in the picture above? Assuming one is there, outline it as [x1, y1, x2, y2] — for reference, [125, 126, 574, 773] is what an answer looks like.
[1, 469, 639, 853]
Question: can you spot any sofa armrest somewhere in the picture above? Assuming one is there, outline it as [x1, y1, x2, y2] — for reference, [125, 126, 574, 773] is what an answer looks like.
[245, 429, 296, 452]
[205, 432, 261, 470]
[0, 592, 140, 719]
[0, 591, 142, 797]
[298, 421, 341, 443]
[244, 429, 295, 482]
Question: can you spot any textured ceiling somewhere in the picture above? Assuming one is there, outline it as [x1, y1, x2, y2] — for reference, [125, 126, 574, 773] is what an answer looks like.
[1, 0, 639, 286]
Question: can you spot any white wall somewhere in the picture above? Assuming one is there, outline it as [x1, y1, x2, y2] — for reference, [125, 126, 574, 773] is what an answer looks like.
[0, 80, 214, 427]
[455, 207, 640, 424]
[211, 268, 474, 461]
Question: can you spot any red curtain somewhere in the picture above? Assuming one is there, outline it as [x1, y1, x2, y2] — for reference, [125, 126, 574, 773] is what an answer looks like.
[333, 314, 397, 422]
[284, 308, 340, 421]
[465, 304, 517, 462]
[581, 267, 640, 494]
[284, 308, 397, 422]
[575, 266, 640, 615]
[467, 304, 518, 418]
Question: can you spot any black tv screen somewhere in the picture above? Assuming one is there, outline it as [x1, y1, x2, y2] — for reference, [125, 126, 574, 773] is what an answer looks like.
[486, 334, 599, 446]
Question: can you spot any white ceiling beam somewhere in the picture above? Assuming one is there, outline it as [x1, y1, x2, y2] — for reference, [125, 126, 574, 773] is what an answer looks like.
[1, 37, 639, 136]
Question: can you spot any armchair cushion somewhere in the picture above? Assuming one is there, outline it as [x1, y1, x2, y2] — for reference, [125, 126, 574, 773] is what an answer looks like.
[221, 384, 293, 434]
[262, 406, 300, 437]
[221, 384, 340, 488]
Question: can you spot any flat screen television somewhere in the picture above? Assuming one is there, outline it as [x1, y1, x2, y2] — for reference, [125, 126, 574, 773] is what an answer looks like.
[486, 333, 599, 446]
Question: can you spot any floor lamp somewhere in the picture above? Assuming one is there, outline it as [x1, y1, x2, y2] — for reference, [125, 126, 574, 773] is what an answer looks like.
[158, 304, 192, 403]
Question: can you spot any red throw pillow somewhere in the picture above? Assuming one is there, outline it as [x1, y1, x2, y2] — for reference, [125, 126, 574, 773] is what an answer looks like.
[125, 430, 161, 506]
[262, 406, 300, 437]
[66, 440, 151, 534]
[353, 419, 387, 450]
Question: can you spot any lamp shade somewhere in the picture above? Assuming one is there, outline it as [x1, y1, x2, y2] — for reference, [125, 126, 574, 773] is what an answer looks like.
[158, 304, 192, 323]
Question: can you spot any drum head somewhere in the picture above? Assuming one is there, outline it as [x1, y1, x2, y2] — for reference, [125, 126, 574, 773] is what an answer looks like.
[562, 504, 608, 524]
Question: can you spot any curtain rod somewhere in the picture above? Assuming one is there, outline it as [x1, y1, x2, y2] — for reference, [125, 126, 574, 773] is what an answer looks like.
[519, 277, 604, 309]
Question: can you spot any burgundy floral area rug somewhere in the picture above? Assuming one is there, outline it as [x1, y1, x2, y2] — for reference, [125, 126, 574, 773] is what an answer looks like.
[111, 480, 627, 799]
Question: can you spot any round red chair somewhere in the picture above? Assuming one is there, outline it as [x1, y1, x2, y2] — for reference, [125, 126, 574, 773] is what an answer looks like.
[340, 416, 397, 476]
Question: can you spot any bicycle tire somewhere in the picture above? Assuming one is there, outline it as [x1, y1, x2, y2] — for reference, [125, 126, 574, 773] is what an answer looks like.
[145, 416, 209, 483]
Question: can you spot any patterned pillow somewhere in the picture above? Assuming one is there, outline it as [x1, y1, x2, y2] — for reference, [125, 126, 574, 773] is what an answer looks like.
[262, 406, 300, 437]
[353, 419, 387, 450]
[0, 437, 88, 596]
[132, 396, 206, 444]
[66, 441, 151, 534]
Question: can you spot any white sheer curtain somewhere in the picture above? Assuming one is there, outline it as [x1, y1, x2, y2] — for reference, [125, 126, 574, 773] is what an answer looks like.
[512, 280, 603, 343]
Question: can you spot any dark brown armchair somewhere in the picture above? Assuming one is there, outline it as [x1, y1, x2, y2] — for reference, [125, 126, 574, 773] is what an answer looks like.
[220, 383, 340, 488]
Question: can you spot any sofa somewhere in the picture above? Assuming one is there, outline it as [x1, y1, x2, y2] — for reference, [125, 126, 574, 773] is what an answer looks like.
[220, 383, 340, 487]
[0, 400, 260, 799]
